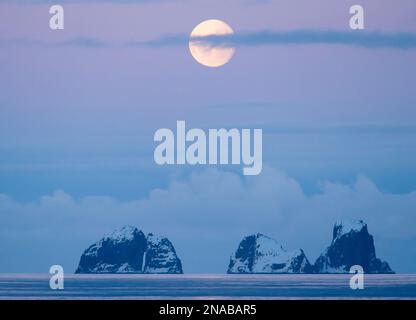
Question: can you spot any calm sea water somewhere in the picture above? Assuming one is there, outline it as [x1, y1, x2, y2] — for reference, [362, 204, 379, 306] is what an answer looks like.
[1, 274, 416, 300]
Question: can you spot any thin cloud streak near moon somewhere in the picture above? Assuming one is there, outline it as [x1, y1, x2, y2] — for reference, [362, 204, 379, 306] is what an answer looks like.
[0, 37, 112, 48]
[144, 29, 416, 49]
[1, 30, 416, 49]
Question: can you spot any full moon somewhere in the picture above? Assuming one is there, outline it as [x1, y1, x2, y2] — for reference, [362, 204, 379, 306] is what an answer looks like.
[189, 19, 235, 68]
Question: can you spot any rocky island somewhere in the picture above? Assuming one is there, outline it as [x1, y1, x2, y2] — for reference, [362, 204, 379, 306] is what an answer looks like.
[75, 226, 183, 274]
[227, 233, 313, 274]
[228, 220, 393, 274]
[314, 220, 393, 273]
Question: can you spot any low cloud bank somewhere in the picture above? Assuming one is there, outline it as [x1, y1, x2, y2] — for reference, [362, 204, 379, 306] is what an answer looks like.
[1, 166, 415, 272]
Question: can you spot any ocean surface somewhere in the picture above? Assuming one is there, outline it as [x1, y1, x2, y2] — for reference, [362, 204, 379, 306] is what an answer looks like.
[1, 274, 416, 300]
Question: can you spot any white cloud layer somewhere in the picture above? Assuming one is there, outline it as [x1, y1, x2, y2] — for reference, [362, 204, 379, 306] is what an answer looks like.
[1, 166, 415, 273]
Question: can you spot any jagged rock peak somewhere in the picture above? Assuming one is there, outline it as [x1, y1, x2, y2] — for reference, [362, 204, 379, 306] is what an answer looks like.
[143, 233, 183, 274]
[228, 233, 313, 274]
[314, 220, 394, 274]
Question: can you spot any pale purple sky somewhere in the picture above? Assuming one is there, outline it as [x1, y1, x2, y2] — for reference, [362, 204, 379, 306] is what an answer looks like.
[0, 0, 416, 273]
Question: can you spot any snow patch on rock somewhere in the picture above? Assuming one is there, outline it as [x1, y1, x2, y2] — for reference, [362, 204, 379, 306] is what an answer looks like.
[333, 219, 366, 240]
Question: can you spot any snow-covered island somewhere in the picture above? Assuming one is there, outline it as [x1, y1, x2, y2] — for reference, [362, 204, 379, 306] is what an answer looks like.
[228, 220, 394, 274]
[227, 233, 313, 274]
[75, 220, 393, 274]
[75, 226, 183, 274]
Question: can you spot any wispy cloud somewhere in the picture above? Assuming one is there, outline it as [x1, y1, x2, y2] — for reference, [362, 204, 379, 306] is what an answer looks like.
[141, 29, 416, 49]
[60, 37, 111, 48]
[0, 37, 112, 48]
[2, 30, 416, 50]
